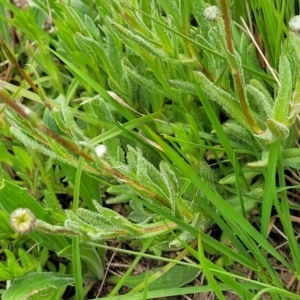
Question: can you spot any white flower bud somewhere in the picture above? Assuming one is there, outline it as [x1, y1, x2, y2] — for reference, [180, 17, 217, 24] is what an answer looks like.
[204, 5, 221, 22]
[289, 15, 300, 33]
[10, 208, 36, 235]
[95, 144, 107, 157]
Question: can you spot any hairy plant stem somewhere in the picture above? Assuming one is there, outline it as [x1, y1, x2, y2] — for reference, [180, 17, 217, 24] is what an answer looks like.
[219, 0, 262, 134]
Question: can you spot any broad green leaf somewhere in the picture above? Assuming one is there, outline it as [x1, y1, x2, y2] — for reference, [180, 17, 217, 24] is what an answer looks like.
[0, 180, 52, 223]
[219, 170, 261, 185]
[2, 272, 74, 300]
[108, 265, 199, 291]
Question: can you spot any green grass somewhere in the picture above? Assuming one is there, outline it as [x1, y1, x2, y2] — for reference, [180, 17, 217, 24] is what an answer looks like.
[0, 0, 300, 299]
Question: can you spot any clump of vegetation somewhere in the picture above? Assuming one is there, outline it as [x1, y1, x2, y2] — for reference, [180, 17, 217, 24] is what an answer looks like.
[0, 0, 300, 299]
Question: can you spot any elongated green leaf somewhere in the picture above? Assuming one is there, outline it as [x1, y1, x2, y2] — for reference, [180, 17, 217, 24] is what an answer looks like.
[246, 84, 272, 120]
[272, 54, 292, 123]
[55, 3, 88, 35]
[75, 33, 116, 79]
[168, 79, 196, 95]
[222, 121, 262, 148]
[193, 71, 250, 130]
[123, 60, 169, 96]
[107, 18, 167, 61]
[151, 10, 173, 55]
[156, 0, 182, 31]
